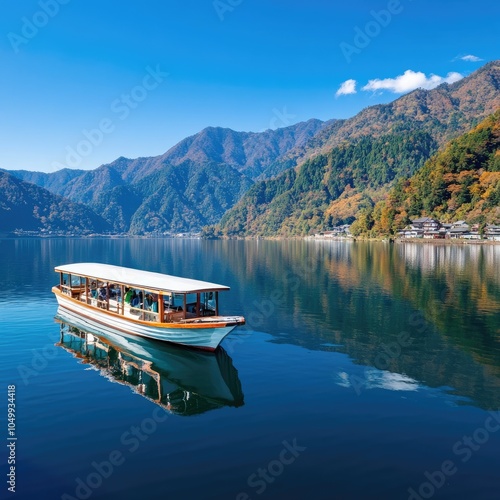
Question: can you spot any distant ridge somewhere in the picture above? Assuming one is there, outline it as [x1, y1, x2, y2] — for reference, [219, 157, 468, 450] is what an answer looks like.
[8, 120, 327, 234]
[0, 170, 111, 234]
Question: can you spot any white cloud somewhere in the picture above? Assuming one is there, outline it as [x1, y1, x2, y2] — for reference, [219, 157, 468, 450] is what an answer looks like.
[335, 79, 357, 97]
[362, 69, 464, 94]
[460, 54, 483, 62]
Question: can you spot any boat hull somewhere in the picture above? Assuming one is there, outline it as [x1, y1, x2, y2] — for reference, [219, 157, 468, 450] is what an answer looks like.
[53, 288, 240, 351]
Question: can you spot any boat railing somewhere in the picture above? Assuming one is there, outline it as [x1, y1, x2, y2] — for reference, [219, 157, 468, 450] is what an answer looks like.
[58, 277, 219, 325]
[61, 284, 86, 299]
[125, 303, 160, 323]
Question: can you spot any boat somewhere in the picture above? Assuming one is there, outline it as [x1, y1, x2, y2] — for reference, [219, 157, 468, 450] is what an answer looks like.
[55, 314, 244, 415]
[52, 262, 245, 351]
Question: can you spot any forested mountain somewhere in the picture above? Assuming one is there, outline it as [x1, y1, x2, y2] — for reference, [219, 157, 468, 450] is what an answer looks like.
[151, 119, 329, 181]
[5, 168, 86, 194]
[217, 131, 438, 236]
[361, 110, 500, 236]
[7, 120, 326, 234]
[0, 171, 111, 234]
[11, 119, 326, 190]
[128, 160, 253, 233]
[266, 61, 500, 177]
[216, 61, 500, 237]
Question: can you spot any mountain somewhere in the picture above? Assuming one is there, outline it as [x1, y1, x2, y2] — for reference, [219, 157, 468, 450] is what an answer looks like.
[217, 131, 438, 236]
[128, 160, 253, 234]
[216, 61, 500, 237]
[8, 120, 327, 234]
[0, 171, 112, 235]
[7, 168, 86, 193]
[11, 119, 327, 189]
[363, 110, 500, 236]
[150, 119, 329, 181]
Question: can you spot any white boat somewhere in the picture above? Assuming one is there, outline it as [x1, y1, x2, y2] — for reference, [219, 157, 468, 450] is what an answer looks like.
[52, 262, 245, 351]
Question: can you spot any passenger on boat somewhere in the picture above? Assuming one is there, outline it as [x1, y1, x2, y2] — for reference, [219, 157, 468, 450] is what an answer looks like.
[144, 294, 158, 312]
[124, 287, 134, 304]
[109, 284, 120, 300]
[150, 294, 158, 313]
[98, 287, 107, 301]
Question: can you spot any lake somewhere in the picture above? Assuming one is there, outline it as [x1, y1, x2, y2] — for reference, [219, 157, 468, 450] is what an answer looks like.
[2, 238, 500, 500]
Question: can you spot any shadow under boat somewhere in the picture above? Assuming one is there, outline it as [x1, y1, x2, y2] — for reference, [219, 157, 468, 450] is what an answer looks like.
[55, 309, 244, 416]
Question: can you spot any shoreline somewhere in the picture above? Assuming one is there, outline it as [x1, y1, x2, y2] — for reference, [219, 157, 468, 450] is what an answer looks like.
[310, 236, 500, 245]
[2, 233, 500, 245]
[393, 238, 500, 245]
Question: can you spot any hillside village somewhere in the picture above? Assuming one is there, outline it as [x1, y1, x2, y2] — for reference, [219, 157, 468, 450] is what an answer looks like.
[397, 218, 500, 240]
[314, 218, 500, 241]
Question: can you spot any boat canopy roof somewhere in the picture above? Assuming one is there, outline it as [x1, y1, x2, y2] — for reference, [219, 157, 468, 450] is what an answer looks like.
[55, 263, 230, 294]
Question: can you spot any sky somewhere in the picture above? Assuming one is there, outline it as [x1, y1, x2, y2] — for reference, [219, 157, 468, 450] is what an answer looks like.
[0, 0, 498, 172]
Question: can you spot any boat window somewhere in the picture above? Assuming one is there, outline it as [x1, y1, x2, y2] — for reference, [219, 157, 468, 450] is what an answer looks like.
[185, 293, 197, 314]
[60, 273, 72, 295]
[163, 292, 173, 308]
[201, 292, 215, 311]
[201, 292, 216, 315]
[125, 288, 159, 322]
[70, 275, 82, 287]
[170, 294, 184, 311]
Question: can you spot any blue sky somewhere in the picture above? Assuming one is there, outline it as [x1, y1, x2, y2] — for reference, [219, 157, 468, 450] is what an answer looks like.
[0, 0, 498, 172]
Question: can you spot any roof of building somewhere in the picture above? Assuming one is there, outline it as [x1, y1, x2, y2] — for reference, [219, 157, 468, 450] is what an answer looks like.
[54, 263, 230, 293]
[411, 217, 433, 223]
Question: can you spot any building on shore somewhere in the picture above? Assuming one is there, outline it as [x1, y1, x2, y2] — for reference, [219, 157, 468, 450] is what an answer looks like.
[397, 219, 497, 241]
[312, 220, 500, 242]
[485, 225, 500, 241]
[313, 225, 351, 239]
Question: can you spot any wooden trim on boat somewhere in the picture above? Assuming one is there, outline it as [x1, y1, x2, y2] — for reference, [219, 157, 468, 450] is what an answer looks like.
[52, 286, 237, 329]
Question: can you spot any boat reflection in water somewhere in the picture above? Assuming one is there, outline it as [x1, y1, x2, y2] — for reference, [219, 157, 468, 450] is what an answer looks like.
[55, 311, 244, 416]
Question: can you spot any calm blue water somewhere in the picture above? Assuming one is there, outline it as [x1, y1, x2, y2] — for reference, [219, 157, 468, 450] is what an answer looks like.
[1, 238, 500, 500]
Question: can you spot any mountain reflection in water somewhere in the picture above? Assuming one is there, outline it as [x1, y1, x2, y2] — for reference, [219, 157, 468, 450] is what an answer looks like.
[56, 316, 244, 416]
